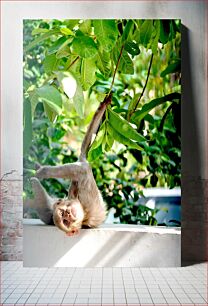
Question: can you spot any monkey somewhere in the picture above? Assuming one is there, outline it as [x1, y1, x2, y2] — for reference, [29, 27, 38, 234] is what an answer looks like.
[30, 93, 112, 236]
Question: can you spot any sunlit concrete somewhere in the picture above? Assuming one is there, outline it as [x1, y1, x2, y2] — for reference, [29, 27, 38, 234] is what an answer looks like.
[23, 219, 181, 267]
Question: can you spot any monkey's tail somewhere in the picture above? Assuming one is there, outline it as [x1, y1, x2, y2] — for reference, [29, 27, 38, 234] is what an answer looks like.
[79, 93, 112, 161]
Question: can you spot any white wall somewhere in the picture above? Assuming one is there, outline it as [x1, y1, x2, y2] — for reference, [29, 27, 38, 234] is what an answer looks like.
[23, 220, 181, 267]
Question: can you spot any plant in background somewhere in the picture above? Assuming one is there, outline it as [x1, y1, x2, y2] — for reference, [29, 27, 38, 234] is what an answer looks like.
[23, 19, 181, 225]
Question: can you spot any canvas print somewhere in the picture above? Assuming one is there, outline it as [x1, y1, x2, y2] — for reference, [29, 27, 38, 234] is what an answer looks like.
[23, 19, 181, 264]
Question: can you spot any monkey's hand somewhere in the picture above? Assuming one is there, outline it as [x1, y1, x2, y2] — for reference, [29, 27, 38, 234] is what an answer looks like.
[36, 166, 48, 179]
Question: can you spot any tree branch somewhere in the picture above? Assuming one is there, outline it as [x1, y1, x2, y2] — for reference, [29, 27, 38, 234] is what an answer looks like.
[79, 93, 112, 161]
[79, 44, 125, 160]
[128, 53, 154, 120]
[108, 44, 124, 95]
[66, 56, 80, 70]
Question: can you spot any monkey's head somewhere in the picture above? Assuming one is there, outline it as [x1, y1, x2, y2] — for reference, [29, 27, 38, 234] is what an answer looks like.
[53, 199, 85, 236]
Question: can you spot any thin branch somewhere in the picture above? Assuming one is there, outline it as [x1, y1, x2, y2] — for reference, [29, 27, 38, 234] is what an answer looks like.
[79, 44, 125, 160]
[79, 43, 125, 159]
[66, 56, 80, 70]
[159, 102, 175, 132]
[79, 93, 112, 161]
[108, 44, 124, 95]
[129, 53, 154, 120]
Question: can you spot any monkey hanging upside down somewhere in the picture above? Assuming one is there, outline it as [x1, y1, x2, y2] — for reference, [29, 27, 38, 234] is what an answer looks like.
[30, 94, 112, 236]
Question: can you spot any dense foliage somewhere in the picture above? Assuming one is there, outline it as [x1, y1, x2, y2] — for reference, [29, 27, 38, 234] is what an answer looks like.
[23, 19, 181, 225]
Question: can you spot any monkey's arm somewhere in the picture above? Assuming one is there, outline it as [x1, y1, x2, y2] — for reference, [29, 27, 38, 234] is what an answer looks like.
[30, 177, 55, 225]
[36, 161, 88, 180]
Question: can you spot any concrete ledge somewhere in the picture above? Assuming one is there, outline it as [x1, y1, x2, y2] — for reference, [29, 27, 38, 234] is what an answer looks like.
[23, 219, 181, 267]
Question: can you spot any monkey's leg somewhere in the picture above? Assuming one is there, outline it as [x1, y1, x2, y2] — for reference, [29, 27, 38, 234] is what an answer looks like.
[30, 177, 55, 225]
[36, 162, 88, 180]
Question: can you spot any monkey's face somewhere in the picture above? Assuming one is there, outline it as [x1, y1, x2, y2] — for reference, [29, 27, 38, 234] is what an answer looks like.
[53, 199, 85, 236]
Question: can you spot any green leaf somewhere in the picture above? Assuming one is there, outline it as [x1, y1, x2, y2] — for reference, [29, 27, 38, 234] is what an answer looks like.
[89, 123, 105, 151]
[144, 114, 154, 124]
[64, 20, 79, 29]
[24, 29, 60, 52]
[43, 102, 57, 122]
[73, 77, 84, 118]
[127, 93, 140, 118]
[72, 34, 98, 58]
[151, 20, 160, 54]
[124, 42, 140, 56]
[56, 37, 73, 58]
[23, 100, 32, 155]
[43, 54, 58, 74]
[80, 58, 96, 90]
[122, 20, 134, 42]
[79, 20, 92, 34]
[160, 60, 181, 77]
[36, 85, 62, 114]
[56, 71, 77, 98]
[131, 92, 181, 123]
[140, 20, 153, 47]
[107, 123, 143, 150]
[48, 36, 68, 55]
[60, 27, 74, 36]
[116, 49, 134, 74]
[161, 154, 176, 167]
[56, 47, 71, 59]
[32, 28, 49, 35]
[108, 108, 146, 142]
[169, 20, 176, 41]
[96, 50, 111, 77]
[29, 91, 39, 118]
[105, 132, 114, 151]
[88, 144, 103, 161]
[93, 20, 118, 52]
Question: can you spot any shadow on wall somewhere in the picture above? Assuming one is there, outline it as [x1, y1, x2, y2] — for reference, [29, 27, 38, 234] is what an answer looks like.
[23, 221, 181, 267]
[24, 225, 138, 267]
[84, 231, 146, 267]
[181, 25, 208, 265]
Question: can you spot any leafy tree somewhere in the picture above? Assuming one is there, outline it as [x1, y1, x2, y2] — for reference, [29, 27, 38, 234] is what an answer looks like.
[23, 19, 181, 225]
